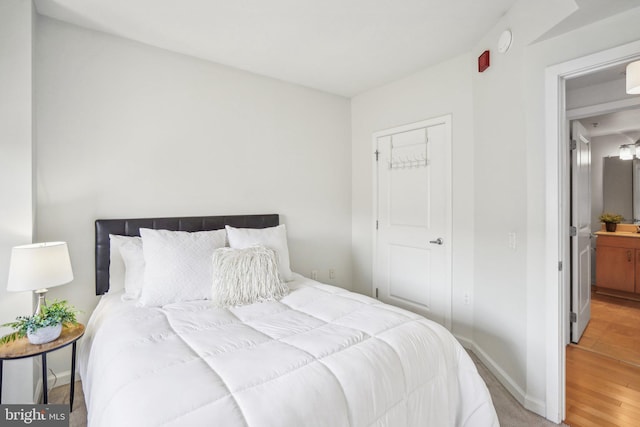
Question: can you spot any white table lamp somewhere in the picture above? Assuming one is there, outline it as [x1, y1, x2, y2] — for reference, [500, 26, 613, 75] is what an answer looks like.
[7, 242, 74, 315]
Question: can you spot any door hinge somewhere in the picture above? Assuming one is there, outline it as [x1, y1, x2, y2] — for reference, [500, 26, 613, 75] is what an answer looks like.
[558, 261, 563, 271]
[375, 150, 380, 161]
[570, 312, 577, 323]
[376, 220, 379, 230]
[375, 288, 379, 298]
[570, 140, 577, 150]
[569, 226, 577, 237]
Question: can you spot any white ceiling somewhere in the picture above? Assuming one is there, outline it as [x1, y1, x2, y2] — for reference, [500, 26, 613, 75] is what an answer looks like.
[536, 0, 640, 42]
[580, 109, 640, 142]
[34, 0, 521, 97]
[565, 63, 628, 91]
[33, 0, 640, 97]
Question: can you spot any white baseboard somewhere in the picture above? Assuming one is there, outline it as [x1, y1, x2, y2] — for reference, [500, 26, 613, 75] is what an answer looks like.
[33, 369, 74, 403]
[456, 336, 546, 418]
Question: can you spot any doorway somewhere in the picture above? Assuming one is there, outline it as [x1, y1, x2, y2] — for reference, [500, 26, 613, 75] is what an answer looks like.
[569, 106, 640, 338]
[569, 106, 640, 361]
[545, 39, 640, 423]
[570, 106, 640, 331]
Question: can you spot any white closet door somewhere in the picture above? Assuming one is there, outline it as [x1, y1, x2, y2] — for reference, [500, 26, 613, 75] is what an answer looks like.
[373, 116, 452, 328]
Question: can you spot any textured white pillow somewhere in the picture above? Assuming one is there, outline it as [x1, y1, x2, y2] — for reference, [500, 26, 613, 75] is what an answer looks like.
[138, 228, 227, 307]
[225, 224, 293, 282]
[118, 237, 145, 301]
[211, 246, 289, 307]
[109, 234, 139, 294]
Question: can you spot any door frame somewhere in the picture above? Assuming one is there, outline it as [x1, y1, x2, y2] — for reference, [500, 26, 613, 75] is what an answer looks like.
[372, 114, 453, 330]
[545, 40, 640, 423]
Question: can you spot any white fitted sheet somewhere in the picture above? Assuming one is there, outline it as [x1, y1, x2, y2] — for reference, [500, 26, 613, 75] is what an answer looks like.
[79, 274, 498, 426]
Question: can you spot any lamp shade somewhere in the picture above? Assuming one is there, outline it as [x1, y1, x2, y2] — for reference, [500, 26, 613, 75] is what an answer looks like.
[7, 242, 73, 292]
[626, 60, 640, 94]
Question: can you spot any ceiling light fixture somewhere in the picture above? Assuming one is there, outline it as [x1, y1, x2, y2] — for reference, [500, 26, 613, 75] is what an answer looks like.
[620, 144, 634, 160]
[626, 60, 640, 94]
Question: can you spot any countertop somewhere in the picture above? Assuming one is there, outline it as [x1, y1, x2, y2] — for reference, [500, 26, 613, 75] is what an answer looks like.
[595, 231, 640, 239]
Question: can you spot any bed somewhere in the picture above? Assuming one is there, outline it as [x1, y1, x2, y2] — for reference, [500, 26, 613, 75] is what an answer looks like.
[79, 214, 499, 426]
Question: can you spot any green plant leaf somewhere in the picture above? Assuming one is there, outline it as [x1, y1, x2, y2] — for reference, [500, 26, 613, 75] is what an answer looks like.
[0, 331, 21, 344]
[599, 212, 623, 224]
[1, 300, 79, 339]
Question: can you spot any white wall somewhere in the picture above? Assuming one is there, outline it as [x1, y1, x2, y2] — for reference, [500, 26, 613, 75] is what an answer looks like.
[567, 78, 630, 110]
[0, 0, 35, 403]
[351, 54, 475, 339]
[35, 17, 352, 380]
[465, 0, 640, 418]
[351, 0, 640, 419]
[352, 0, 580, 416]
[470, 0, 580, 413]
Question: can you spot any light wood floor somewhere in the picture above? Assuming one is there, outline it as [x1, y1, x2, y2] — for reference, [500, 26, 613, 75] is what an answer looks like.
[574, 292, 640, 365]
[564, 292, 640, 426]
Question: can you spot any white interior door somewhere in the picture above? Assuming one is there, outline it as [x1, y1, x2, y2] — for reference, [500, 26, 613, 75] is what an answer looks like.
[373, 116, 451, 328]
[571, 120, 591, 343]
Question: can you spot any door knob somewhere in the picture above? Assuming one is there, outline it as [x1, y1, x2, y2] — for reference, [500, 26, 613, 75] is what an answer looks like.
[429, 238, 444, 245]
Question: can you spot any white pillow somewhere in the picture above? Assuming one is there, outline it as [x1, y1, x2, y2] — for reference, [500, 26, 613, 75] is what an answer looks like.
[118, 237, 145, 300]
[225, 224, 293, 282]
[211, 246, 289, 307]
[109, 234, 139, 294]
[138, 228, 227, 307]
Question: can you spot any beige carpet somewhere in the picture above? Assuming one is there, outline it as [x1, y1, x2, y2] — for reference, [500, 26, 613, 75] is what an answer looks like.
[467, 351, 567, 426]
[49, 353, 565, 427]
[47, 380, 86, 427]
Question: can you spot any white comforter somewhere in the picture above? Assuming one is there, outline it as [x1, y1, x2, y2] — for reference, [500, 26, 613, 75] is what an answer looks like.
[79, 274, 498, 426]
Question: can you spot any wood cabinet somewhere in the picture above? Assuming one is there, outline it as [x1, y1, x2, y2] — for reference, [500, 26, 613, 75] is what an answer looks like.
[596, 233, 640, 293]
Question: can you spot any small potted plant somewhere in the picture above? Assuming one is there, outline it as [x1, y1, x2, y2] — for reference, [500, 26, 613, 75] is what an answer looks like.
[1, 300, 78, 345]
[599, 212, 623, 232]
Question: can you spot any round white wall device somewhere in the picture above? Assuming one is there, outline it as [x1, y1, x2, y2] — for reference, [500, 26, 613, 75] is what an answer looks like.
[497, 29, 512, 54]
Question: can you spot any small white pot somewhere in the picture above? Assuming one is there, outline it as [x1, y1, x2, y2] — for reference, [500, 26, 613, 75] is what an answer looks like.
[27, 323, 62, 345]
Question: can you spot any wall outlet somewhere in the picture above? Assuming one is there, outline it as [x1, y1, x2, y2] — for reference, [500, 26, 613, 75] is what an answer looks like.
[463, 293, 470, 305]
[311, 270, 318, 280]
[329, 269, 335, 280]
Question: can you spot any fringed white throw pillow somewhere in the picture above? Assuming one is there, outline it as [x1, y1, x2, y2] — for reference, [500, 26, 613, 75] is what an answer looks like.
[211, 246, 289, 307]
[225, 224, 293, 282]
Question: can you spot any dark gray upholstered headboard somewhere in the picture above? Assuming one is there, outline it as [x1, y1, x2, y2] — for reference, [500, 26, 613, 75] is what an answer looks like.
[95, 214, 279, 295]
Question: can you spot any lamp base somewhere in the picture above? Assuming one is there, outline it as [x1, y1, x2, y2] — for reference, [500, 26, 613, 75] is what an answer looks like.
[34, 288, 49, 316]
